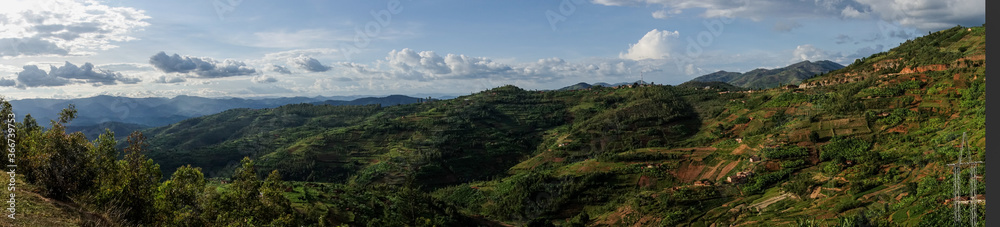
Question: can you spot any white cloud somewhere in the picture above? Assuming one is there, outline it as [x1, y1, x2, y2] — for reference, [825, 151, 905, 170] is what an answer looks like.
[620, 29, 679, 61]
[387, 49, 451, 75]
[0, 0, 150, 57]
[251, 75, 278, 83]
[591, 0, 984, 31]
[792, 44, 834, 62]
[651, 10, 669, 19]
[651, 8, 682, 19]
[289, 56, 332, 72]
[340, 48, 649, 85]
[153, 75, 187, 84]
[267, 64, 291, 74]
[4, 61, 141, 88]
[148, 52, 257, 78]
[841, 5, 868, 19]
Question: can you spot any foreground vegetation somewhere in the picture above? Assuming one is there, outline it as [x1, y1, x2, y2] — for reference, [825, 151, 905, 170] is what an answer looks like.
[0, 25, 986, 226]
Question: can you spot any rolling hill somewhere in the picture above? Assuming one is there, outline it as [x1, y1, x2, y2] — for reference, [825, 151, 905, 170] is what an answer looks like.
[9, 95, 429, 128]
[5, 25, 985, 226]
[690, 60, 844, 89]
[138, 25, 983, 226]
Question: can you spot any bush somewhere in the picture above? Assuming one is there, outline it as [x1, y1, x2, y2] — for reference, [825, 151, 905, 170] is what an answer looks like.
[823, 162, 841, 174]
[834, 198, 866, 213]
[820, 137, 874, 162]
[782, 177, 816, 198]
[762, 146, 808, 159]
[647, 139, 663, 147]
[742, 169, 793, 195]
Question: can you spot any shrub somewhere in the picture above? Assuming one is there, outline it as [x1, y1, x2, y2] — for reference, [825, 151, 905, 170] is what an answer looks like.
[820, 137, 874, 162]
[762, 146, 809, 159]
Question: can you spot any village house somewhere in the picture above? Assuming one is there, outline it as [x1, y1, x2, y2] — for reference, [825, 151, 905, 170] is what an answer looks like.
[727, 171, 754, 184]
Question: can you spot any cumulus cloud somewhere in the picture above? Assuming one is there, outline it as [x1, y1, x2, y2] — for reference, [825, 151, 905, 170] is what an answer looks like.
[251, 75, 277, 83]
[48, 61, 140, 85]
[387, 49, 451, 75]
[343, 48, 640, 83]
[841, 5, 868, 19]
[290, 56, 332, 72]
[3, 61, 139, 87]
[620, 29, 679, 61]
[591, 0, 984, 31]
[0, 0, 150, 57]
[268, 64, 292, 74]
[11, 65, 69, 87]
[149, 52, 257, 78]
[153, 75, 187, 84]
[792, 44, 833, 62]
[0, 78, 15, 87]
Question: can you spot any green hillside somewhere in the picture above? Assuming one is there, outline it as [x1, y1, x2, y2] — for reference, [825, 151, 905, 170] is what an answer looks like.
[1, 25, 984, 226]
[691, 60, 844, 89]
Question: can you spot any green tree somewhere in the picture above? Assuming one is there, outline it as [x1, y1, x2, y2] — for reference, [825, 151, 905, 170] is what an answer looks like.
[116, 131, 163, 224]
[33, 104, 97, 200]
[155, 165, 208, 226]
[260, 170, 295, 226]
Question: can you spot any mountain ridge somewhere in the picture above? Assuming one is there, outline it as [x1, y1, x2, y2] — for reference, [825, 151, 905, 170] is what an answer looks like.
[10, 94, 429, 128]
[690, 60, 844, 88]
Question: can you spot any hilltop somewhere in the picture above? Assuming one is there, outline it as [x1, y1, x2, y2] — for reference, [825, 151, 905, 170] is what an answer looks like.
[690, 60, 844, 89]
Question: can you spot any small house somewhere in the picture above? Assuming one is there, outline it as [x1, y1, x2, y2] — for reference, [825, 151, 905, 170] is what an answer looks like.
[726, 171, 754, 184]
[749, 155, 762, 163]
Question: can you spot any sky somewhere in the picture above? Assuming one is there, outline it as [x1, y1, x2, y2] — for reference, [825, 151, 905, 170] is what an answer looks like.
[0, 0, 986, 100]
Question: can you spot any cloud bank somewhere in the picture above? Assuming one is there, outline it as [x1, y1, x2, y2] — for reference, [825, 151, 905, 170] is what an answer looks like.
[149, 52, 257, 78]
[0, 0, 150, 57]
[4, 61, 140, 87]
[592, 0, 983, 31]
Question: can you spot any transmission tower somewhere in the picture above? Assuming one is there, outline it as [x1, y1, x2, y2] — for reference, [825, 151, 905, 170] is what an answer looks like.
[947, 132, 984, 226]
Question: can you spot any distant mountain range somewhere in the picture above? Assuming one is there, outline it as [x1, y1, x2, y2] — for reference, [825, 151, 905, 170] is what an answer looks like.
[311, 95, 426, 106]
[557, 60, 841, 91]
[556, 81, 654, 91]
[10, 95, 428, 133]
[689, 60, 844, 88]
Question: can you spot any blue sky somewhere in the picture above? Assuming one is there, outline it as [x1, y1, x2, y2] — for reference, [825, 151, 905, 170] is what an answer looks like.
[0, 0, 986, 99]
